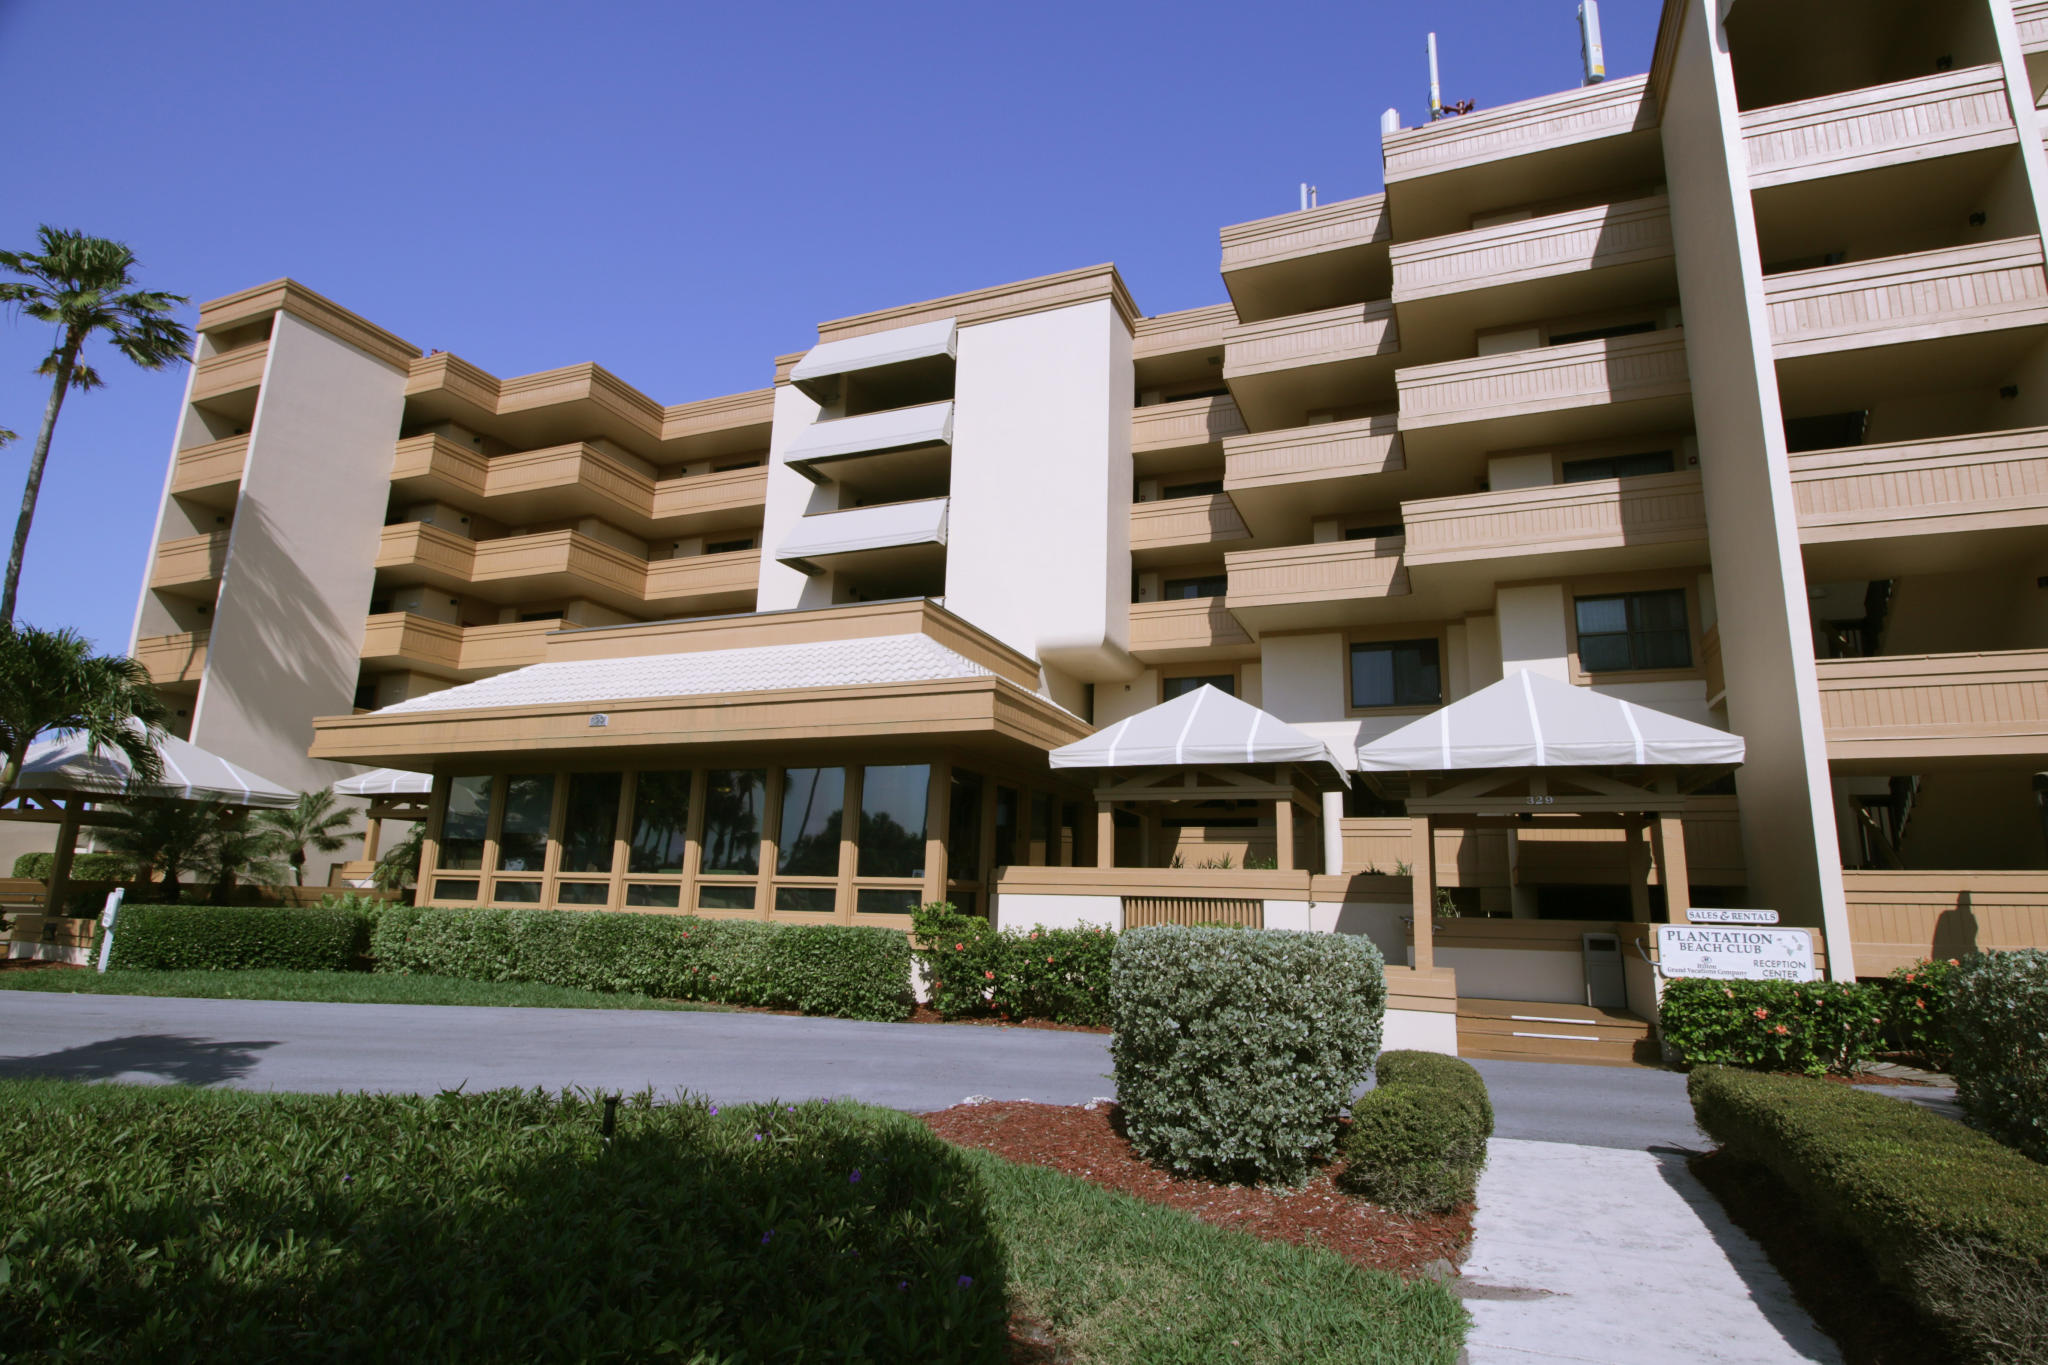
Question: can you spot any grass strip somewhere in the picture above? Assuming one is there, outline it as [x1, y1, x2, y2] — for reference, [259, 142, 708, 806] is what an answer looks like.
[0, 967, 718, 1011]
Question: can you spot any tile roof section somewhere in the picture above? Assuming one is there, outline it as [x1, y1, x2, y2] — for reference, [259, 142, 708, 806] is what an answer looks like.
[374, 633, 1000, 715]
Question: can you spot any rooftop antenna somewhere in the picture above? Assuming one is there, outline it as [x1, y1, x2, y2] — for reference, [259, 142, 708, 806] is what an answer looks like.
[1427, 32, 1444, 120]
[1380, 107, 1401, 136]
[1579, 1, 1607, 85]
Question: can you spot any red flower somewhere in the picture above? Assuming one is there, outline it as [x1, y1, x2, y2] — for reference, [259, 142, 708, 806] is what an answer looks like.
[1029, 932, 1038, 940]
[984, 970, 995, 980]
[1904, 973, 1916, 983]
[1754, 1007, 1770, 1019]
[955, 943, 964, 951]
[1773, 1024, 1789, 1036]
[1947, 958, 1960, 967]
[1046, 956, 1054, 964]
[1916, 998, 1926, 1010]
[1723, 988, 1735, 998]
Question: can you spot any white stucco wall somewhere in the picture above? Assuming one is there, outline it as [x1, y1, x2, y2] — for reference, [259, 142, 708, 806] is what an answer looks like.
[756, 382, 834, 611]
[1260, 632, 1345, 721]
[1384, 1008, 1460, 1056]
[993, 892, 1121, 933]
[947, 299, 1134, 685]
[188, 312, 407, 792]
[1311, 899, 1409, 963]
[1439, 946, 1585, 1005]
[1495, 583, 1571, 679]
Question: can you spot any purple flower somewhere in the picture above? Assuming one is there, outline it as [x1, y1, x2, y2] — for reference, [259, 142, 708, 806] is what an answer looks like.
[956, 1275, 974, 1288]
[761, 1229, 775, 1244]
[849, 1169, 862, 1183]
[753, 1133, 764, 1142]
[708, 1106, 718, 1116]
[898, 1280, 909, 1291]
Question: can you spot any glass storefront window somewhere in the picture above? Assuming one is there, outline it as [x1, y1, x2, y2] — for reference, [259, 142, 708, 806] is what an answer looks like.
[495, 880, 542, 903]
[495, 775, 555, 873]
[993, 787, 1019, 869]
[777, 767, 845, 877]
[856, 887, 920, 916]
[561, 772, 622, 874]
[434, 878, 479, 901]
[628, 771, 692, 874]
[439, 775, 493, 871]
[775, 886, 837, 914]
[858, 765, 928, 879]
[948, 771, 983, 879]
[556, 882, 609, 905]
[697, 884, 755, 911]
[701, 770, 766, 874]
[627, 884, 683, 908]
[1030, 794, 1053, 866]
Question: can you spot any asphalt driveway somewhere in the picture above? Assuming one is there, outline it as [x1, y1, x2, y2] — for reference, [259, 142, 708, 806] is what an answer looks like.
[0, 992, 1703, 1148]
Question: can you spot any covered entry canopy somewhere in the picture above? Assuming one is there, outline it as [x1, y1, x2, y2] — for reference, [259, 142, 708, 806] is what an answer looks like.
[1053, 685, 1350, 782]
[16, 723, 296, 807]
[1357, 670, 1744, 772]
[332, 767, 431, 797]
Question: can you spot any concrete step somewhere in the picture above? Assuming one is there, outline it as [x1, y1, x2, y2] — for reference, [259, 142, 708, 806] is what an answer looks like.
[1454, 997, 1661, 1067]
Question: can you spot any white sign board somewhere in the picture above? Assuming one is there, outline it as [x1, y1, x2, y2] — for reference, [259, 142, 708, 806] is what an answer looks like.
[1686, 907, 1779, 925]
[1656, 925, 1817, 982]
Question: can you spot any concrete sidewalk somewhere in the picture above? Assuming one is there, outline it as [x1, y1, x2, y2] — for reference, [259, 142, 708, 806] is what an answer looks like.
[1460, 1138, 1839, 1364]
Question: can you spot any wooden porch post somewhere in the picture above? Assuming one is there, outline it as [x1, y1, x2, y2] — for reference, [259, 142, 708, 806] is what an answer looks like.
[1625, 818, 1651, 922]
[1273, 796, 1294, 872]
[1409, 814, 1435, 971]
[362, 816, 383, 864]
[921, 761, 951, 909]
[1654, 813, 1692, 924]
[47, 799, 80, 917]
[1096, 801, 1115, 869]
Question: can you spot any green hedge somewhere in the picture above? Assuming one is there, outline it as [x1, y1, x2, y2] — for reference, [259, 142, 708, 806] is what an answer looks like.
[1110, 926, 1385, 1186]
[12, 851, 128, 881]
[1339, 1051, 1492, 1214]
[1690, 1067, 2048, 1363]
[1658, 977, 1885, 1076]
[372, 906, 912, 1022]
[0, 1082, 1006, 1360]
[1949, 949, 2048, 1162]
[108, 903, 373, 973]
[912, 902, 1116, 1026]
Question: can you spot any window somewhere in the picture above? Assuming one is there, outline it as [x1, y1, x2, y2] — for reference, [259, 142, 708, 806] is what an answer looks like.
[1575, 588, 1692, 672]
[1161, 478, 1224, 500]
[627, 771, 691, 874]
[713, 458, 763, 472]
[858, 765, 929, 879]
[701, 769, 766, 874]
[993, 787, 1019, 868]
[438, 775, 493, 870]
[1783, 410, 1867, 453]
[1350, 639, 1441, 709]
[495, 775, 555, 873]
[353, 681, 378, 712]
[1343, 523, 1404, 540]
[561, 772, 622, 873]
[518, 610, 561, 623]
[1549, 319, 1657, 346]
[947, 770, 984, 880]
[777, 767, 846, 876]
[1162, 674, 1234, 701]
[1162, 573, 1228, 600]
[1560, 450, 1675, 483]
[706, 536, 755, 555]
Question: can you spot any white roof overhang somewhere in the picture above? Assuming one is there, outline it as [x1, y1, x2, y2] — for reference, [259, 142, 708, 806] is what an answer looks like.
[777, 497, 949, 573]
[783, 401, 954, 480]
[331, 766, 433, 797]
[1052, 685, 1351, 785]
[789, 319, 958, 404]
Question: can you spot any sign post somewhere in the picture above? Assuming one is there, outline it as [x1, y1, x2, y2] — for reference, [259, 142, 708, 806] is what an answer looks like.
[95, 888, 124, 973]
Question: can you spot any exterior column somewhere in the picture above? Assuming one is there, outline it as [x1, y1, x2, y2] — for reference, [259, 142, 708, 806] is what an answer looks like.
[1626, 818, 1652, 922]
[1274, 796, 1294, 872]
[1409, 814, 1435, 971]
[921, 761, 950, 909]
[362, 816, 383, 863]
[1095, 801, 1115, 870]
[1322, 790, 1346, 875]
[47, 801, 80, 918]
[1655, 813, 1692, 925]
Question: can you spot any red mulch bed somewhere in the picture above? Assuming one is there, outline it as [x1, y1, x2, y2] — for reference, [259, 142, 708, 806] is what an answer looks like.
[906, 1006, 1109, 1034]
[921, 1100, 1471, 1278]
[0, 959, 85, 974]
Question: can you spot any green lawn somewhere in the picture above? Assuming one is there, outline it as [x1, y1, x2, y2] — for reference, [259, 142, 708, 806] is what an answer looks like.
[0, 967, 720, 1012]
[0, 1081, 1465, 1364]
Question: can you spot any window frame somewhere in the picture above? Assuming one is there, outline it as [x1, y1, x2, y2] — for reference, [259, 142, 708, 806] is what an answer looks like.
[1344, 626, 1449, 717]
[1567, 577, 1702, 682]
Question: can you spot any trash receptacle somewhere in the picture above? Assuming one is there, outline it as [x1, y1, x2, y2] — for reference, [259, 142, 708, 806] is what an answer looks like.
[1582, 932, 1626, 1009]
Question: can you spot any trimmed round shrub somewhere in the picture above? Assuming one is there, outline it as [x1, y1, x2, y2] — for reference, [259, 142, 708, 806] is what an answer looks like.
[13, 851, 129, 882]
[109, 904, 373, 972]
[0, 1085, 1007, 1360]
[1110, 926, 1386, 1186]
[1339, 1051, 1492, 1213]
[1949, 949, 2048, 1162]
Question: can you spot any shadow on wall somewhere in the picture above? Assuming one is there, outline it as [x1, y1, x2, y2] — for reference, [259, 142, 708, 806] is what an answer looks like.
[0, 1033, 281, 1086]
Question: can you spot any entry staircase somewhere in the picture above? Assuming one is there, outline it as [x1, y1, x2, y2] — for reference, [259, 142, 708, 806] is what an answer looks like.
[1455, 997, 1660, 1067]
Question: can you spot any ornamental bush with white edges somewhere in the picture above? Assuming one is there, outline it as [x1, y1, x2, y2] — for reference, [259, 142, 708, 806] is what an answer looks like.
[1948, 949, 2048, 1162]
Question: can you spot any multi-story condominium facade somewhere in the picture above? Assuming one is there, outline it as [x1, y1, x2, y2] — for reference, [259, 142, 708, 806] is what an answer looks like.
[127, 0, 2048, 1058]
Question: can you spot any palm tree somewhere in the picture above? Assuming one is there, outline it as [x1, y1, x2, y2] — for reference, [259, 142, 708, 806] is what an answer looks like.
[194, 815, 290, 904]
[0, 622, 166, 797]
[371, 820, 424, 893]
[0, 227, 191, 626]
[97, 798, 224, 903]
[255, 789, 359, 886]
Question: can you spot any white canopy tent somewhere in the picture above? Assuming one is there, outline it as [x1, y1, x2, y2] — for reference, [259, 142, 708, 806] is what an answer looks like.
[329, 767, 433, 871]
[332, 767, 432, 797]
[1356, 669, 1745, 772]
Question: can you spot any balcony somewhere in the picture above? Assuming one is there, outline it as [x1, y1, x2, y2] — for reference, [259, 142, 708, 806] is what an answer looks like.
[1128, 598, 1253, 662]
[392, 436, 766, 539]
[1223, 301, 1399, 429]
[1766, 238, 2048, 362]
[134, 630, 208, 687]
[1844, 870, 2048, 976]
[1223, 414, 1403, 538]
[1131, 395, 1246, 470]
[1132, 304, 1235, 366]
[471, 531, 646, 607]
[649, 464, 769, 532]
[642, 548, 761, 615]
[1224, 538, 1409, 631]
[189, 343, 267, 414]
[168, 436, 248, 508]
[149, 531, 231, 599]
[376, 522, 478, 592]
[1817, 650, 2048, 767]
[1791, 427, 2048, 576]
[1395, 328, 1692, 463]
[1380, 75, 1661, 241]
[782, 401, 952, 502]
[777, 497, 949, 595]
[1742, 66, 2015, 191]
[1388, 196, 1674, 361]
[1129, 493, 1250, 564]
[1220, 194, 1392, 324]
[1402, 471, 1707, 583]
[360, 613, 560, 680]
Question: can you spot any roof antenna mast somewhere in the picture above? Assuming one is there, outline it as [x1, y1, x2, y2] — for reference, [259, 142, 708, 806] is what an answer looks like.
[1427, 31, 1444, 121]
[1580, 1, 1608, 86]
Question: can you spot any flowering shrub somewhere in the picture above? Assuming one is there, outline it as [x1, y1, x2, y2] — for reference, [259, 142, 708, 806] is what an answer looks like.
[1658, 977, 1885, 1076]
[1948, 949, 2048, 1163]
[910, 902, 1115, 1026]
[1878, 956, 1964, 1070]
[1111, 926, 1385, 1186]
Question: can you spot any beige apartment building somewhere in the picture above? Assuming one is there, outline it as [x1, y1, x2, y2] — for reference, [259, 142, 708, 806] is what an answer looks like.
[128, 0, 2048, 1058]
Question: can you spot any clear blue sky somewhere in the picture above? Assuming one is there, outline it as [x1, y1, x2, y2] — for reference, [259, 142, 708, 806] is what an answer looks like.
[0, 0, 1658, 654]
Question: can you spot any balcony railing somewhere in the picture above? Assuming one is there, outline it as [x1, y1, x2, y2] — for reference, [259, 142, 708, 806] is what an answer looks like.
[650, 465, 769, 523]
[1843, 869, 2048, 976]
[1130, 493, 1250, 557]
[778, 498, 949, 571]
[149, 531, 231, 596]
[642, 549, 762, 610]
[1765, 238, 2048, 358]
[1381, 74, 1653, 183]
[1221, 195, 1390, 277]
[1128, 598, 1253, 657]
[1132, 304, 1236, 363]
[1223, 301, 1398, 380]
[189, 344, 267, 406]
[2020, 0, 2048, 51]
[1816, 649, 2048, 761]
[392, 435, 766, 535]
[471, 531, 645, 600]
[168, 436, 248, 504]
[1225, 539, 1408, 612]
[1789, 426, 2048, 545]
[1402, 471, 1705, 567]
[1390, 195, 1671, 304]
[1396, 329, 1690, 435]
[377, 522, 478, 584]
[361, 613, 560, 678]
[1131, 395, 1246, 457]
[1224, 414, 1403, 492]
[134, 630, 209, 686]
[1742, 65, 2015, 190]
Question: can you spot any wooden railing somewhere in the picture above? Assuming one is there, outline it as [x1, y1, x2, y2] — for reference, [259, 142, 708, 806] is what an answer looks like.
[1130, 493, 1248, 554]
[1391, 195, 1671, 303]
[1131, 394, 1245, 455]
[1381, 74, 1652, 182]
[1788, 426, 2048, 544]
[1842, 870, 2048, 975]
[169, 435, 249, 500]
[1402, 470, 1705, 566]
[2020, 0, 2048, 51]
[1127, 598, 1252, 655]
[1220, 194, 1389, 274]
[1223, 300, 1398, 379]
[1742, 65, 2014, 189]
[1816, 650, 2048, 760]
[1224, 414, 1403, 491]
[1225, 539, 1408, 610]
[134, 630, 209, 686]
[1396, 329, 1689, 432]
[1764, 237, 2048, 357]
